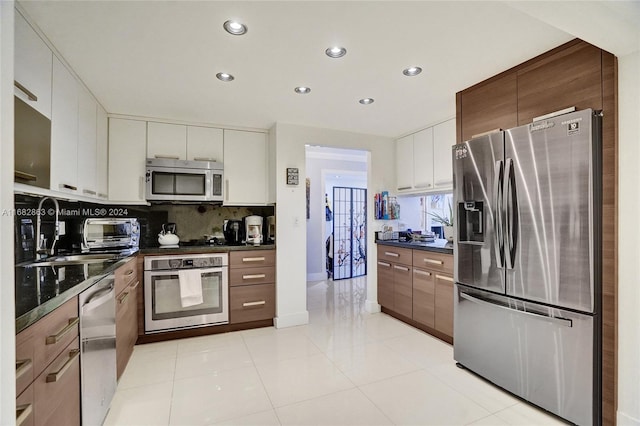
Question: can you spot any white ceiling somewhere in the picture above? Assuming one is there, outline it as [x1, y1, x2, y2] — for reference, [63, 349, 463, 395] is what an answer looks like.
[17, 1, 638, 138]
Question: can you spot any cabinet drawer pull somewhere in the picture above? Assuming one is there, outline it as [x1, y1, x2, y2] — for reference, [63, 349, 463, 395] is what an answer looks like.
[243, 300, 266, 307]
[130, 280, 140, 290]
[436, 274, 454, 282]
[46, 317, 79, 345]
[46, 349, 80, 383]
[384, 252, 400, 257]
[125, 269, 135, 276]
[118, 292, 130, 305]
[377, 261, 391, 267]
[393, 265, 409, 272]
[14, 80, 37, 101]
[397, 186, 412, 191]
[194, 157, 215, 161]
[414, 183, 431, 189]
[422, 258, 443, 265]
[243, 274, 266, 280]
[15, 359, 32, 379]
[242, 257, 265, 262]
[15, 170, 37, 181]
[82, 189, 97, 195]
[434, 179, 453, 186]
[414, 270, 431, 277]
[59, 183, 78, 191]
[154, 154, 180, 160]
[16, 404, 33, 426]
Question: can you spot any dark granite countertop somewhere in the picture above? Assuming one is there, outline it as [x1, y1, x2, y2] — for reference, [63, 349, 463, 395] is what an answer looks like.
[376, 238, 454, 254]
[140, 243, 276, 255]
[15, 251, 138, 334]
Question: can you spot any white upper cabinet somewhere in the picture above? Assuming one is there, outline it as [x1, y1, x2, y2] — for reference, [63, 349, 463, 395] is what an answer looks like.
[109, 119, 147, 203]
[14, 11, 52, 119]
[96, 105, 108, 199]
[395, 118, 455, 194]
[147, 122, 187, 160]
[50, 57, 79, 194]
[433, 119, 456, 190]
[187, 126, 223, 162]
[223, 130, 268, 205]
[395, 134, 414, 191]
[413, 127, 434, 190]
[77, 86, 98, 197]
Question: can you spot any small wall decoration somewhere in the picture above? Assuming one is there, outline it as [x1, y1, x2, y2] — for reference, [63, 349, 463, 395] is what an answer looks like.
[286, 168, 299, 185]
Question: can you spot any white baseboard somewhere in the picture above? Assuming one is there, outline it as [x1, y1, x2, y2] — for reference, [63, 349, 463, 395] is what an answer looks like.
[274, 311, 309, 329]
[619, 411, 640, 426]
[306, 272, 327, 282]
[365, 299, 381, 314]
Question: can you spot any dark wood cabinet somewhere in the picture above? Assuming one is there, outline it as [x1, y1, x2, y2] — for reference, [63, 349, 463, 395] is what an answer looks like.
[517, 42, 602, 124]
[392, 264, 413, 319]
[457, 72, 518, 143]
[229, 250, 276, 324]
[434, 274, 454, 337]
[412, 268, 435, 328]
[116, 260, 139, 379]
[376, 260, 394, 309]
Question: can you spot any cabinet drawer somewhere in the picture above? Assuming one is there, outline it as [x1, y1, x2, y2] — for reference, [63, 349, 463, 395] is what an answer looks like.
[412, 251, 453, 274]
[230, 266, 275, 286]
[16, 383, 34, 426]
[115, 258, 137, 295]
[32, 297, 79, 376]
[16, 327, 35, 397]
[116, 280, 138, 379]
[230, 283, 275, 324]
[377, 246, 412, 266]
[34, 337, 80, 426]
[230, 250, 275, 268]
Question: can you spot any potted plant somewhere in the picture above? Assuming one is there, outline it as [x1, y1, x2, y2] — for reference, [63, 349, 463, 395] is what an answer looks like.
[428, 201, 454, 242]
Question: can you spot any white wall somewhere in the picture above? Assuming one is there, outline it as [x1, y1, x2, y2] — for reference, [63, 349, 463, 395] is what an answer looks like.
[617, 49, 640, 426]
[0, 2, 15, 424]
[272, 123, 394, 326]
[305, 153, 366, 281]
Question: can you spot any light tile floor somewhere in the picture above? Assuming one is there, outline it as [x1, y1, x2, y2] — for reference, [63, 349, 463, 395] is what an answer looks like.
[104, 277, 567, 426]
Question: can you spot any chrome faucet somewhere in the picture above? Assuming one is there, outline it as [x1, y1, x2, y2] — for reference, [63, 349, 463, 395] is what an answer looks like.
[35, 196, 60, 260]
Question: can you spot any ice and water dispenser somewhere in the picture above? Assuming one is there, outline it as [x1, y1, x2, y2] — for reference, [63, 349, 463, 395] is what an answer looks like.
[458, 201, 484, 242]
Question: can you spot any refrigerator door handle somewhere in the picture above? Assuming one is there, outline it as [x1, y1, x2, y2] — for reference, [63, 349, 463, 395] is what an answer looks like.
[505, 158, 518, 269]
[493, 160, 505, 268]
[459, 292, 573, 328]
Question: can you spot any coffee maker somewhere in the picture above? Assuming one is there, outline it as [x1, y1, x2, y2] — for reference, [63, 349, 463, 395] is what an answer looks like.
[244, 215, 263, 246]
[223, 219, 245, 245]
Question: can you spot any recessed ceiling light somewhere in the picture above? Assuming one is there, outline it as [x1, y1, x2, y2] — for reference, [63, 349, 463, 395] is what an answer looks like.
[403, 66, 423, 76]
[325, 46, 347, 58]
[223, 20, 248, 35]
[294, 86, 311, 94]
[359, 98, 374, 105]
[216, 72, 234, 82]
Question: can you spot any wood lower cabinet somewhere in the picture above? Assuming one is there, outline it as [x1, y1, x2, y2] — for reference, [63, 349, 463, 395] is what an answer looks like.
[377, 244, 453, 343]
[16, 296, 80, 426]
[229, 250, 276, 325]
[115, 259, 139, 379]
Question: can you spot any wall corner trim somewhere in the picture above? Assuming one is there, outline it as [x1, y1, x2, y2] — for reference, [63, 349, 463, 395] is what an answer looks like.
[365, 300, 381, 314]
[274, 311, 309, 329]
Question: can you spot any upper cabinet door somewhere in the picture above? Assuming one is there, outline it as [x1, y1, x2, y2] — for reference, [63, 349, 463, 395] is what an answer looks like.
[223, 130, 268, 205]
[413, 127, 434, 190]
[109, 119, 147, 203]
[187, 126, 223, 162]
[396, 135, 414, 191]
[77, 86, 98, 197]
[51, 57, 78, 194]
[458, 73, 517, 143]
[147, 122, 186, 160]
[14, 11, 52, 119]
[433, 119, 455, 189]
[96, 105, 108, 199]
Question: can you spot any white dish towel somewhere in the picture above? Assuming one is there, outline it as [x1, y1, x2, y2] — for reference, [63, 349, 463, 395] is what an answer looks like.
[178, 270, 204, 308]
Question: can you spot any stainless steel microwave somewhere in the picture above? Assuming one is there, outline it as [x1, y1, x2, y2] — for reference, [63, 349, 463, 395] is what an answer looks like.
[145, 158, 224, 202]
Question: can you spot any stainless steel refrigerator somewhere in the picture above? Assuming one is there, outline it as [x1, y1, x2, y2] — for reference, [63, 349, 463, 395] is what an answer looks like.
[453, 108, 602, 426]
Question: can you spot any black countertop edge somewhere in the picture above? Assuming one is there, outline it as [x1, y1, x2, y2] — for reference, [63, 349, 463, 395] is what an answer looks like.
[376, 239, 454, 254]
[140, 244, 276, 255]
[15, 254, 137, 334]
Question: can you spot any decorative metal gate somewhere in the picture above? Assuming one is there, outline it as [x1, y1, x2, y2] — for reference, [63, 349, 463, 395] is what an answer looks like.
[332, 187, 367, 280]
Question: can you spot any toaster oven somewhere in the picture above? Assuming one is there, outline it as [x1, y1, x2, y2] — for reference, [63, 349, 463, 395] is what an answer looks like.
[82, 218, 140, 251]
